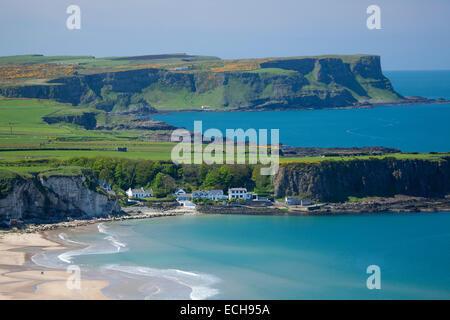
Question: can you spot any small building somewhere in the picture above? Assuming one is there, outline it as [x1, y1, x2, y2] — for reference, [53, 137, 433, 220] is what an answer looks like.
[192, 190, 226, 201]
[126, 188, 153, 199]
[176, 193, 192, 201]
[170, 66, 189, 71]
[285, 197, 313, 206]
[285, 197, 301, 206]
[201, 105, 210, 110]
[228, 188, 251, 200]
[117, 147, 127, 152]
[180, 200, 196, 208]
[174, 188, 187, 195]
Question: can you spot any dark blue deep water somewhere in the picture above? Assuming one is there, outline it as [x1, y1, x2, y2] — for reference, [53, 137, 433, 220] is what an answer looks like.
[153, 70, 450, 152]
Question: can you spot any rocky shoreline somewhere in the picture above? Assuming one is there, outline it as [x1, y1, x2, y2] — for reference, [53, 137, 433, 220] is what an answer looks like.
[2, 195, 449, 234]
[0, 207, 188, 234]
[148, 96, 450, 115]
[294, 195, 450, 215]
[197, 195, 450, 216]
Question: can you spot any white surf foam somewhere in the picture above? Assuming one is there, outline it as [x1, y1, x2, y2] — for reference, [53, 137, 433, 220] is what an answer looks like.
[34, 223, 219, 300]
[50, 224, 128, 264]
[98, 223, 127, 252]
[104, 264, 220, 300]
[58, 232, 86, 245]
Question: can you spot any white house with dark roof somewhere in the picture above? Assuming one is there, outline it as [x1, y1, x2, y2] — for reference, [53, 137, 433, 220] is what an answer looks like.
[126, 187, 153, 199]
[192, 190, 226, 201]
[228, 188, 252, 200]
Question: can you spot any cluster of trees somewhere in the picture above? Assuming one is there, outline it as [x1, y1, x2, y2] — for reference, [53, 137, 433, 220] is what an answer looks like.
[65, 156, 273, 198]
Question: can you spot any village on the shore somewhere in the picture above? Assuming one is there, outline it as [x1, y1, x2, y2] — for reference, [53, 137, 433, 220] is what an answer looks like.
[123, 186, 320, 211]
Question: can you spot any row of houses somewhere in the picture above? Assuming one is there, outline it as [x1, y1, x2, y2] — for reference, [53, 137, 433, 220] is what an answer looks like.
[124, 186, 268, 203]
[175, 188, 264, 202]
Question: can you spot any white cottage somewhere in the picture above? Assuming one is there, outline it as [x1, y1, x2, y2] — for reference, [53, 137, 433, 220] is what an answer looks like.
[126, 188, 153, 199]
[192, 190, 226, 201]
[228, 188, 251, 200]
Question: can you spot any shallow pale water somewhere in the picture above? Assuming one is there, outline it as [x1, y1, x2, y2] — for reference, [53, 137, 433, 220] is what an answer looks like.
[152, 70, 450, 152]
[41, 213, 450, 299]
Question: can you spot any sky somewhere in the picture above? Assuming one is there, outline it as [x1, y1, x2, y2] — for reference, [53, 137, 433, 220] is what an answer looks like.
[0, 0, 449, 70]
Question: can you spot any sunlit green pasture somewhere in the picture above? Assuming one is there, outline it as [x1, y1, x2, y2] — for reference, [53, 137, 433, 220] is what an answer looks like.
[0, 98, 448, 171]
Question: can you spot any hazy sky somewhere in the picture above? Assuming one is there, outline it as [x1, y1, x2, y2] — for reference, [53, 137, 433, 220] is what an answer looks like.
[1, 0, 449, 70]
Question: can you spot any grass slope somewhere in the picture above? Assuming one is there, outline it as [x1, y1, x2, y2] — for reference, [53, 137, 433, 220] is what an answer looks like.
[0, 98, 176, 161]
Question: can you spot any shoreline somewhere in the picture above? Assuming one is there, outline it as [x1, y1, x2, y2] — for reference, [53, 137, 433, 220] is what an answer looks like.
[0, 230, 110, 299]
[1, 199, 449, 300]
[148, 97, 450, 115]
[4, 207, 191, 234]
[0, 207, 191, 300]
[197, 195, 450, 216]
[2, 195, 449, 234]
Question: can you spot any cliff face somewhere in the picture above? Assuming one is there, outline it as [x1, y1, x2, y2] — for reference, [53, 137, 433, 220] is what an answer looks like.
[0, 170, 120, 224]
[273, 158, 450, 202]
[0, 55, 402, 111]
[42, 112, 97, 129]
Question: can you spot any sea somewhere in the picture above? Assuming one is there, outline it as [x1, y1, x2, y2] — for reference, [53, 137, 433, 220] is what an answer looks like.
[32, 70, 450, 299]
[152, 70, 450, 152]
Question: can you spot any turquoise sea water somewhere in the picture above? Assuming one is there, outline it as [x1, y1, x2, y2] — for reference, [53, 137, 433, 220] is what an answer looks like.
[42, 213, 450, 299]
[152, 70, 450, 152]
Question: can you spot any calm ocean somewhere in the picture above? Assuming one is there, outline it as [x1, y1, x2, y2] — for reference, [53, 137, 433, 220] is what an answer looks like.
[38, 213, 450, 299]
[33, 71, 450, 299]
[152, 70, 450, 152]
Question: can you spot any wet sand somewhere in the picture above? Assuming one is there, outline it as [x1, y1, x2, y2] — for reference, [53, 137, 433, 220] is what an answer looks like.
[0, 232, 110, 299]
[0, 207, 195, 300]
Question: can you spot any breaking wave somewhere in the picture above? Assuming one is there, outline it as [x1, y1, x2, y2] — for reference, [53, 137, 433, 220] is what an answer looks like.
[104, 264, 220, 300]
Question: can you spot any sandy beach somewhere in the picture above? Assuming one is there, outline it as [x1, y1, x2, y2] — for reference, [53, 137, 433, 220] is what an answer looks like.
[0, 207, 194, 300]
[0, 231, 110, 300]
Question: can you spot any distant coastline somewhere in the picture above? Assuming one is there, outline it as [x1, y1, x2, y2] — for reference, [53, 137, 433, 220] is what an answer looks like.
[149, 96, 450, 115]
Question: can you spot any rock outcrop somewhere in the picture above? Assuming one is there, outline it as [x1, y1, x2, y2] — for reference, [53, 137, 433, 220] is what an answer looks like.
[42, 112, 97, 130]
[0, 169, 121, 225]
[273, 157, 450, 202]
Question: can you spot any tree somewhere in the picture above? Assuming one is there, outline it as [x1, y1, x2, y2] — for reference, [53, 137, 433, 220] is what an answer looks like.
[203, 165, 232, 190]
[152, 172, 176, 198]
[252, 165, 272, 194]
[136, 161, 156, 187]
[99, 168, 113, 182]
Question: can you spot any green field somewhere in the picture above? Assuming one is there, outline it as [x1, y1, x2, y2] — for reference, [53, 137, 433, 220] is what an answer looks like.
[0, 98, 176, 161]
[1, 97, 448, 175]
[0, 53, 220, 70]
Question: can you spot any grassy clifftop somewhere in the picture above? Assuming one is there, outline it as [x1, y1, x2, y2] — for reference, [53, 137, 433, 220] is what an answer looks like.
[0, 54, 402, 111]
